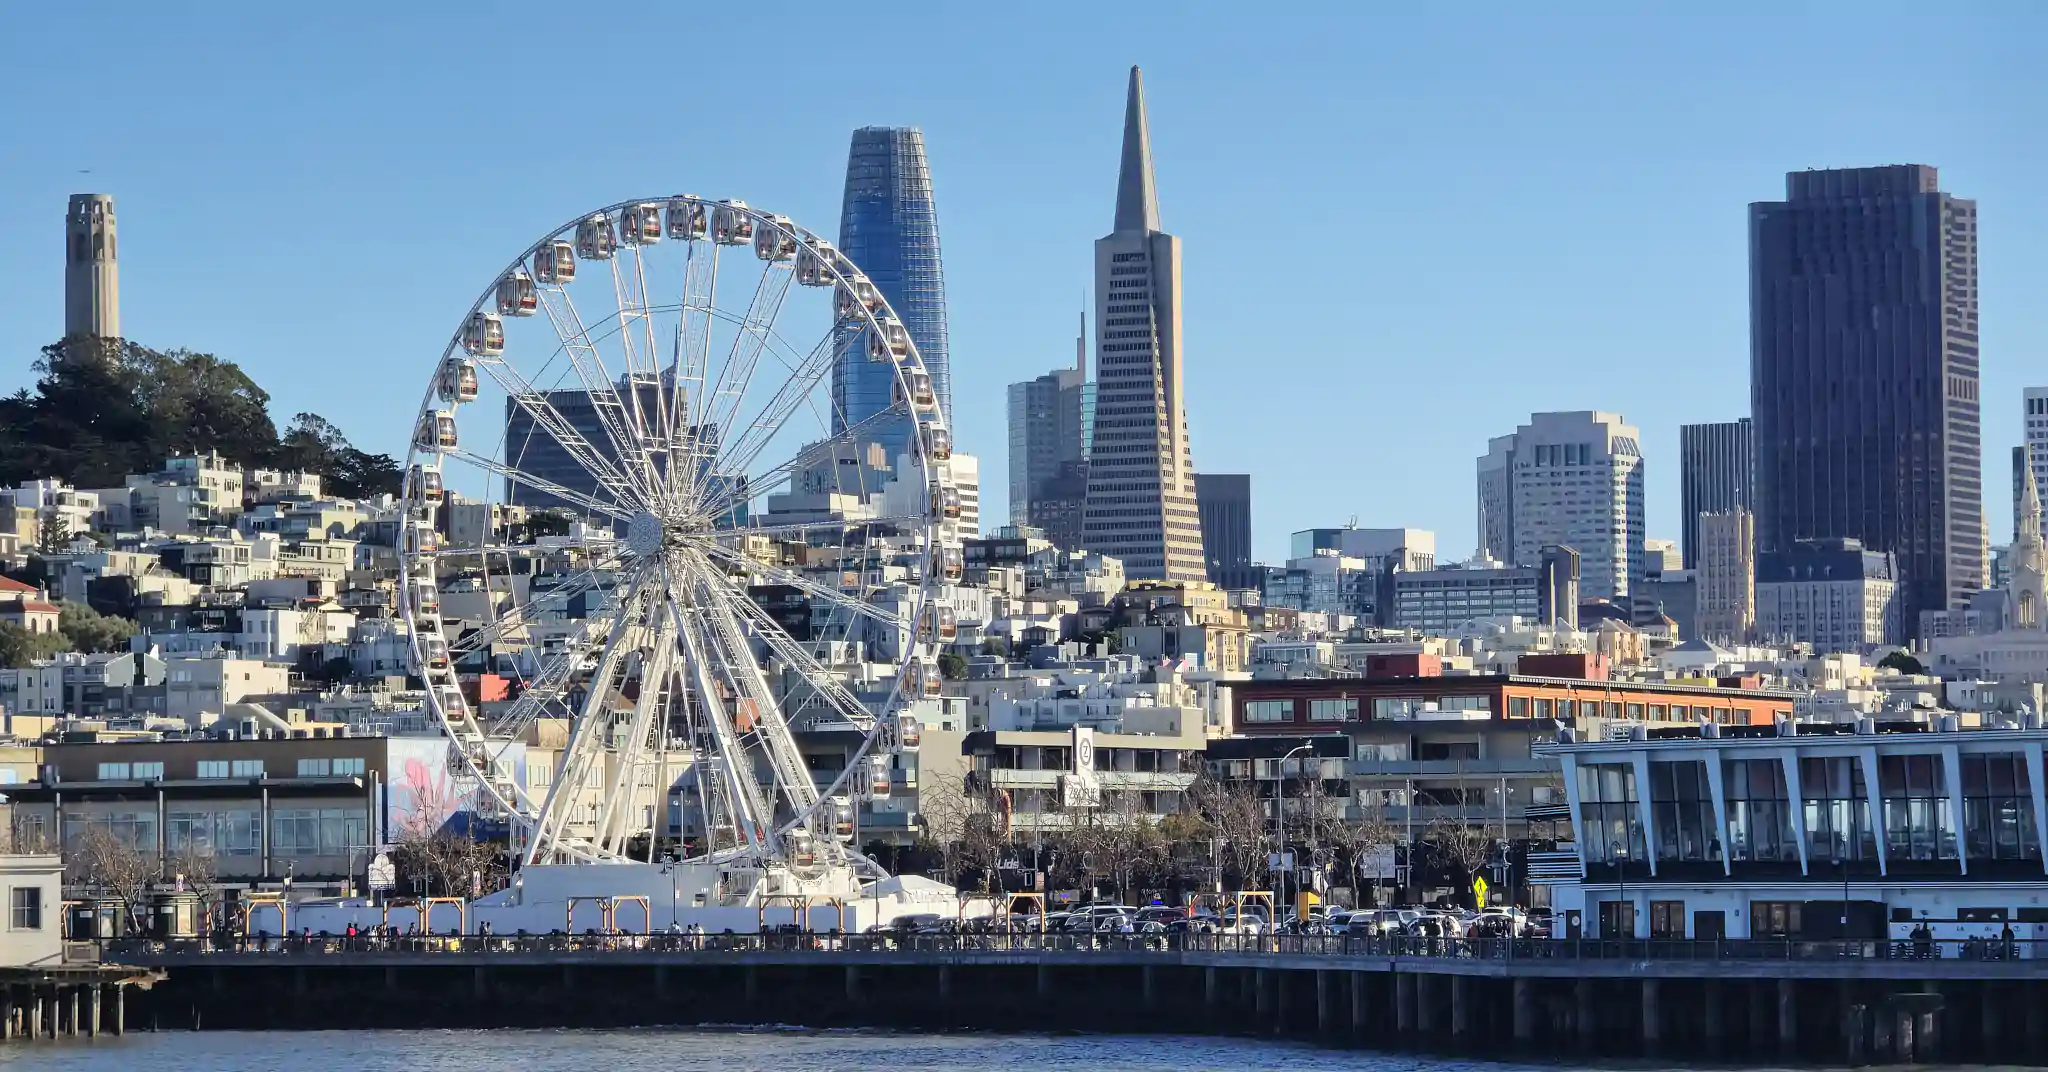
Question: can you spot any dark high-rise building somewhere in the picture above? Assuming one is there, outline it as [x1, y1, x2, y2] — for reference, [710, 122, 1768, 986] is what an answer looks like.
[1679, 418, 1753, 569]
[1195, 473, 1254, 590]
[1750, 165, 1981, 635]
[834, 127, 950, 461]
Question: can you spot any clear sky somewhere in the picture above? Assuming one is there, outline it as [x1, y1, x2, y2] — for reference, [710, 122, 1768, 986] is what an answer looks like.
[2, 4, 2041, 563]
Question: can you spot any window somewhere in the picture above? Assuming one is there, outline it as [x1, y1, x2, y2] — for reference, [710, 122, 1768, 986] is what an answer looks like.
[9, 887, 41, 931]
[133, 762, 163, 780]
[97, 762, 131, 780]
[197, 760, 230, 779]
[1242, 700, 1293, 724]
[1799, 755, 1877, 863]
[1751, 900, 1801, 938]
[271, 808, 368, 858]
[333, 758, 366, 777]
[231, 760, 264, 778]
[1649, 761, 1715, 863]
[1578, 764, 1643, 863]
[1308, 698, 1356, 722]
[1879, 753, 1958, 863]
[1372, 697, 1424, 720]
[1508, 697, 1530, 719]
[297, 758, 331, 777]
[1650, 900, 1686, 939]
[1960, 753, 2037, 864]
[1726, 758, 1796, 863]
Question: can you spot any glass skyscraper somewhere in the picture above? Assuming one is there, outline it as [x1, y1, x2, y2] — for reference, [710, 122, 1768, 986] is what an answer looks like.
[833, 127, 950, 463]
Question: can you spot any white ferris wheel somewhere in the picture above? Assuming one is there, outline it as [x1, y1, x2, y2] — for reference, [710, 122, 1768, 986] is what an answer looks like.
[398, 196, 959, 879]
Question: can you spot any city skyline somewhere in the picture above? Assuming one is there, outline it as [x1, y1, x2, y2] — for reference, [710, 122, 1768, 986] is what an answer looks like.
[3, 7, 2042, 563]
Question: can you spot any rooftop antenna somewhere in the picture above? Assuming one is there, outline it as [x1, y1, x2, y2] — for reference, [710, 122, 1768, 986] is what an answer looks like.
[1076, 295, 1087, 379]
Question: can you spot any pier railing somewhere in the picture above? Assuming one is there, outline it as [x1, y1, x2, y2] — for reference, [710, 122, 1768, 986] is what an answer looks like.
[92, 932, 2047, 964]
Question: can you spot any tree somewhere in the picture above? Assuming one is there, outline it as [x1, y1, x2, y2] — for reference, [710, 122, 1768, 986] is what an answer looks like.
[1878, 650, 1927, 676]
[1425, 807, 1502, 908]
[391, 829, 504, 904]
[524, 510, 573, 540]
[0, 621, 70, 668]
[1188, 776, 1271, 891]
[915, 771, 1012, 893]
[1325, 796, 1403, 906]
[312, 655, 356, 683]
[64, 823, 155, 925]
[59, 601, 136, 653]
[34, 511, 72, 554]
[937, 651, 968, 681]
[165, 845, 221, 917]
[276, 412, 402, 499]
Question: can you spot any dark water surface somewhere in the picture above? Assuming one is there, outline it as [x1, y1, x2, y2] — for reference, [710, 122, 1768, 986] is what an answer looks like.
[0, 1028, 2004, 1071]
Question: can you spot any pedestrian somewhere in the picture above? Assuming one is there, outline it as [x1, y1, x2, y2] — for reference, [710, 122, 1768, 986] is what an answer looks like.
[2002, 922, 2018, 960]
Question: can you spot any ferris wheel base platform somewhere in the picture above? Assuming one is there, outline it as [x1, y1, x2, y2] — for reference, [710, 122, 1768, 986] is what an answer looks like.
[296, 864, 980, 936]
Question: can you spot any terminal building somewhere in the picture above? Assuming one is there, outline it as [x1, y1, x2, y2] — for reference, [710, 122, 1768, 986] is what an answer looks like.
[1543, 716, 2048, 941]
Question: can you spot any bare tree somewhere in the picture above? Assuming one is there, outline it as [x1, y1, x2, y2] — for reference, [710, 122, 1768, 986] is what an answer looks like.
[391, 830, 502, 904]
[916, 771, 1013, 893]
[1187, 776, 1270, 891]
[166, 845, 221, 917]
[64, 823, 155, 923]
[4, 811, 54, 854]
[1326, 795, 1403, 906]
[1425, 806, 1502, 907]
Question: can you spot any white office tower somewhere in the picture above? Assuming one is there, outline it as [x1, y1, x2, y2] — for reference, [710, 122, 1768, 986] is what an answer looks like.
[1079, 67, 1206, 582]
[1476, 411, 1646, 603]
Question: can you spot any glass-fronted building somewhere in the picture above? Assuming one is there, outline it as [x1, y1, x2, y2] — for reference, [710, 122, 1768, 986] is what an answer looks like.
[1547, 718, 2048, 941]
[833, 127, 951, 462]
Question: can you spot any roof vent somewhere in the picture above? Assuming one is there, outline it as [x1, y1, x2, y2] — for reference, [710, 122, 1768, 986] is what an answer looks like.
[1700, 722, 1721, 739]
[1855, 716, 1876, 735]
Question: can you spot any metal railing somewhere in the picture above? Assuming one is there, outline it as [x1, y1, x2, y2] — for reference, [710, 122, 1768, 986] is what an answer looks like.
[92, 932, 2048, 964]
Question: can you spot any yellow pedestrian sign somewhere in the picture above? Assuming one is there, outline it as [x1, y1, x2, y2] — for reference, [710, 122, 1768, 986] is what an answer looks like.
[1471, 876, 1489, 906]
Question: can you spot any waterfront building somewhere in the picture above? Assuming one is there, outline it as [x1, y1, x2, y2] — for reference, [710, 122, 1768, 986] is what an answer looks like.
[1695, 508, 1757, 644]
[961, 722, 1203, 833]
[1195, 474, 1254, 590]
[1548, 716, 2048, 940]
[834, 127, 950, 462]
[65, 193, 120, 340]
[1679, 419, 1753, 569]
[1080, 67, 1206, 582]
[1751, 165, 1983, 634]
[1754, 538, 1902, 653]
[1476, 411, 1646, 602]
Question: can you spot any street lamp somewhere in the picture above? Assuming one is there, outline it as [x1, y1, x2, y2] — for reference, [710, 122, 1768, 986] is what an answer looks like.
[1275, 744, 1314, 908]
[1610, 839, 1630, 940]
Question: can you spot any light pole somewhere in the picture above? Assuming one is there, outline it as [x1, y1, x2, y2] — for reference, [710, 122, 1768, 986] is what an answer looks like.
[1275, 744, 1314, 910]
[1610, 839, 1630, 940]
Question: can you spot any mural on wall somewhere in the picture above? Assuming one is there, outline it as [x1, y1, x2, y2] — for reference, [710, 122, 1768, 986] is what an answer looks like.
[381, 736, 528, 839]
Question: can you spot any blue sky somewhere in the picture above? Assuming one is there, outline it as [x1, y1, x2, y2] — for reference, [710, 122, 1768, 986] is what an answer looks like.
[2, 4, 2041, 563]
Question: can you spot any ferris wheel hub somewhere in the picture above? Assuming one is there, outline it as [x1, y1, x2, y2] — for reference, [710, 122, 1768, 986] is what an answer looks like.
[627, 509, 667, 557]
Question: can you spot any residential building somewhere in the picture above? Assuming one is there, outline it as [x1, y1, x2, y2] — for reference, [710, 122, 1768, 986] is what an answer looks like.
[0, 856, 61, 967]
[960, 723, 1203, 833]
[1195, 474, 1254, 590]
[1695, 508, 1757, 643]
[1231, 669, 1796, 737]
[165, 658, 292, 726]
[1678, 418, 1753, 568]
[1476, 411, 1646, 602]
[949, 451, 982, 539]
[1751, 165, 1983, 634]
[1548, 719, 2048, 940]
[1080, 67, 1206, 583]
[64, 193, 119, 339]
[834, 126, 950, 461]
[1755, 538, 1903, 652]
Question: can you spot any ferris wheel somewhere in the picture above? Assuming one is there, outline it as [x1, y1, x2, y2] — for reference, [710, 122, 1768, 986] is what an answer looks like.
[398, 196, 959, 874]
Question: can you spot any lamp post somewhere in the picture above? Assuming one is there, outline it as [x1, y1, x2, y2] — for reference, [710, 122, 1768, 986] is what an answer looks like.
[1275, 744, 1314, 908]
[1610, 839, 1630, 940]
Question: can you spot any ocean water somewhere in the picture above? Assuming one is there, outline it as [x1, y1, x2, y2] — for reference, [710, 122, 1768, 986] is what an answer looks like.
[0, 1028, 2002, 1071]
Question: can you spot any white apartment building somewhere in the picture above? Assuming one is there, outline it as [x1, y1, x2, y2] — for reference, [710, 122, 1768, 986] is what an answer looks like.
[1755, 538, 1902, 653]
[1477, 411, 1646, 603]
[165, 657, 292, 726]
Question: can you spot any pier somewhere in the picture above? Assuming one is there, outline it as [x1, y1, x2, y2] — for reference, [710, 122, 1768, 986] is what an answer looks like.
[0, 964, 159, 1041]
[103, 935, 2044, 1063]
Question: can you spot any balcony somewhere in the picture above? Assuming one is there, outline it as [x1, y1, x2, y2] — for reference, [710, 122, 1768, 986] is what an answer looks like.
[1348, 758, 1558, 777]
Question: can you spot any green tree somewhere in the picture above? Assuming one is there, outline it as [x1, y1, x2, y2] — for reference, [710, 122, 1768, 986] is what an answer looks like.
[1878, 650, 1927, 676]
[59, 601, 136, 654]
[34, 511, 71, 553]
[0, 622, 70, 668]
[275, 412, 402, 498]
[937, 651, 968, 681]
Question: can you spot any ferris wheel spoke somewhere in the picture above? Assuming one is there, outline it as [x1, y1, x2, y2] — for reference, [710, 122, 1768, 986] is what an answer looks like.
[472, 355, 645, 509]
[446, 555, 633, 661]
[699, 329, 841, 499]
[591, 603, 674, 855]
[704, 566, 879, 731]
[730, 515, 930, 540]
[661, 573, 777, 861]
[525, 572, 652, 865]
[697, 407, 911, 521]
[443, 448, 637, 523]
[536, 287, 663, 499]
[607, 251, 668, 459]
[690, 260, 796, 506]
[696, 540, 913, 631]
[683, 556, 825, 823]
